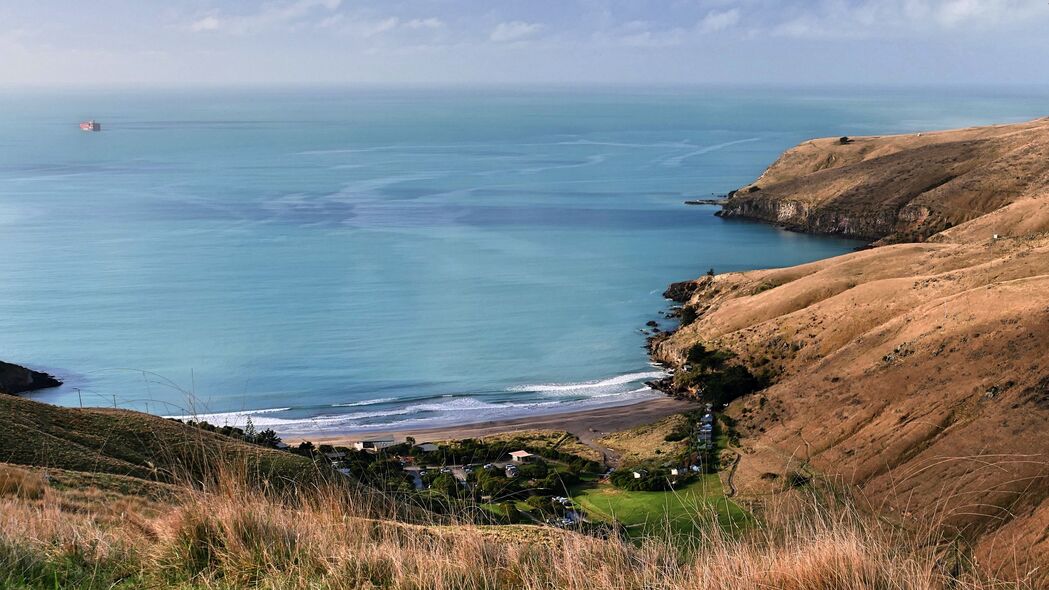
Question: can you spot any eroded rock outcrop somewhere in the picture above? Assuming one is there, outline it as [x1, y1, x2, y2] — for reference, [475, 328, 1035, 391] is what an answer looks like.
[0, 361, 62, 395]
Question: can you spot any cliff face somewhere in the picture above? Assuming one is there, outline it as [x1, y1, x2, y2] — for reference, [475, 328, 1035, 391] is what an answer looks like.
[0, 361, 62, 395]
[659, 117, 1049, 580]
[718, 118, 1049, 243]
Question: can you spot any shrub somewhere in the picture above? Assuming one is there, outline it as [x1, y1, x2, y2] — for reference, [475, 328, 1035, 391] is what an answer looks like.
[679, 306, 698, 327]
[610, 466, 675, 491]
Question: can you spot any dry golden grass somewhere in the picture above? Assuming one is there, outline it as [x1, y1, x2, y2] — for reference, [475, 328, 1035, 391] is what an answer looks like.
[0, 464, 47, 500]
[655, 231, 1049, 577]
[0, 460, 1038, 589]
[449, 429, 604, 463]
[598, 413, 691, 464]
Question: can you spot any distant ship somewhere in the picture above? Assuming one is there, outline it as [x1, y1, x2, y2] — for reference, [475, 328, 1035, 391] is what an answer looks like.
[79, 120, 101, 132]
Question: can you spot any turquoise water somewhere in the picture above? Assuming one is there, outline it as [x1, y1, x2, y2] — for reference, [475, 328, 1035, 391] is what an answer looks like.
[2, 87, 1046, 434]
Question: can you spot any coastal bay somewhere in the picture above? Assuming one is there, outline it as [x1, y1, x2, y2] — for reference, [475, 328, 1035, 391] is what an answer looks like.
[2, 87, 1047, 436]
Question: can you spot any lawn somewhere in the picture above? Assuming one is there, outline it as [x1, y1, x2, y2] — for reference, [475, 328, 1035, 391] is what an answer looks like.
[572, 474, 748, 538]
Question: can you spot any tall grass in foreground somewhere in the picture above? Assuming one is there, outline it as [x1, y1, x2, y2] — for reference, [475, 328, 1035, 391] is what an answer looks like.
[0, 462, 1036, 590]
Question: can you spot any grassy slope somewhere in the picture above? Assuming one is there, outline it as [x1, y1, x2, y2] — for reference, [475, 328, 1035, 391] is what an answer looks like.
[656, 118, 1049, 577]
[0, 395, 315, 485]
[596, 414, 690, 464]
[3, 462, 1025, 589]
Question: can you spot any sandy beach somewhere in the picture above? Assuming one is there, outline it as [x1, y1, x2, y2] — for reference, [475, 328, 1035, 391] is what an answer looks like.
[307, 396, 699, 447]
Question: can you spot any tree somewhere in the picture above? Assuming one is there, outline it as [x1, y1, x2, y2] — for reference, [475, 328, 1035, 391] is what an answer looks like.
[255, 428, 281, 448]
[243, 417, 257, 443]
[429, 473, 459, 498]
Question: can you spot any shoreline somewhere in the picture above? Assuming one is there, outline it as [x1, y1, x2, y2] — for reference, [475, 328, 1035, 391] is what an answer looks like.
[305, 395, 699, 446]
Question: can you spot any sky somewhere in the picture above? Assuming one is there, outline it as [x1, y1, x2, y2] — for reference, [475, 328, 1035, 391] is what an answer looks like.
[2, 0, 1048, 87]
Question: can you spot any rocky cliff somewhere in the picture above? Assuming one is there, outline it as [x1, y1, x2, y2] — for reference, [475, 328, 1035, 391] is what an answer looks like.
[0, 360, 62, 395]
[657, 117, 1049, 580]
[718, 117, 1049, 243]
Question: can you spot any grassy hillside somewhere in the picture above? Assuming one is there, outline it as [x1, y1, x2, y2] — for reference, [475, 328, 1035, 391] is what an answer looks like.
[0, 460, 1033, 589]
[0, 385, 1038, 587]
[0, 395, 315, 486]
[656, 118, 1049, 580]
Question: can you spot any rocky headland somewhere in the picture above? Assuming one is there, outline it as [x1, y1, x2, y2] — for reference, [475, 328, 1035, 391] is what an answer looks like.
[0, 360, 62, 395]
[717, 117, 1049, 243]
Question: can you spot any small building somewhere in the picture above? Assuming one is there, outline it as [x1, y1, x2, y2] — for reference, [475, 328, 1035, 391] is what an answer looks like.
[415, 443, 439, 453]
[352, 438, 395, 452]
[323, 451, 346, 461]
[509, 450, 536, 463]
[632, 469, 648, 479]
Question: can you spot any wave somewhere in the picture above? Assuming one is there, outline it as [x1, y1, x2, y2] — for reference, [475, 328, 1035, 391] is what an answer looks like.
[332, 397, 396, 408]
[165, 407, 292, 425]
[507, 370, 666, 395]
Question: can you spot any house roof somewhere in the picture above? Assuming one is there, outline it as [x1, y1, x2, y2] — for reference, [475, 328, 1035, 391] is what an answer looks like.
[509, 450, 534, 459]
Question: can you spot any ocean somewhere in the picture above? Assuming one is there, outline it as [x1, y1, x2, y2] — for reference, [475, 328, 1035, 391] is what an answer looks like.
[2, 86, 1047, 435]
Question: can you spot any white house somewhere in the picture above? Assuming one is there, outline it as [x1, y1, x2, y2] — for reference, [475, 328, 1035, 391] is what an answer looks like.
[509, 450, 536, 463]
[352, 438, 395, 452]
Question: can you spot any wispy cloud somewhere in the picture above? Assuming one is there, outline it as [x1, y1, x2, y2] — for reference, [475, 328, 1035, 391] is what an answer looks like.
[188, 0, 343, 35]
[490, 21, 544, 43]
[318, 15, 446, 38]
[189, 16, 221, 32]
[699, 9, 741, 33]
[404, 18, 444, 30]
[766, 0, 1046, 39]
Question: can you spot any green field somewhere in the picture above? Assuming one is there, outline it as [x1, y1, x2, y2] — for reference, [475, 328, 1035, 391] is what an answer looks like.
[573, 474, 748, 538]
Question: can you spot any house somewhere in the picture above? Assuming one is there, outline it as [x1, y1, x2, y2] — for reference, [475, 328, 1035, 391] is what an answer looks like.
[323, 451, 346, 461]
[356, 436, 396, 449]
[509, 450, 536, 463]
[415, 443, 439, 453]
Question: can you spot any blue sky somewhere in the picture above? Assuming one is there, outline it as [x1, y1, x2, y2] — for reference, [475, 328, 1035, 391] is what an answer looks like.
[2, 0, 1048, 86]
